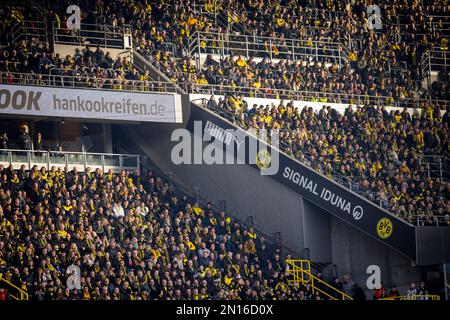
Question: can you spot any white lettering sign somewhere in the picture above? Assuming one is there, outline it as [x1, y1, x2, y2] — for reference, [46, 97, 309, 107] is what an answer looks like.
[283, 166, 364, 220]
[0, 85, 182, 123]
[66, 5, 81, 31]
[66, 264, 81, 290]
[366, 265, 381, 290]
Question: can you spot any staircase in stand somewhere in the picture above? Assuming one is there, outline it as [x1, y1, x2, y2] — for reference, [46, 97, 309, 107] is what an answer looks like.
[286, 259, 353, 300]
[0, 273, 29, 300]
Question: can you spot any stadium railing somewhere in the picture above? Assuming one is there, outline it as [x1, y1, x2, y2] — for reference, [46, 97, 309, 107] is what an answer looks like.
[0, 71, 178, 94]
[52, 22, 133, 50]
[188, 31, 348, 66]
[427, 15, 450, 38]
[0, 273, 29, 300]
[0, 149, 140, 173]
[421, 48, 450, 78]
[286, 259, 353, 300]
[191, 83, 450, 109]
[11, 20, 48, 44]
[418, 155, 449, 181]
[10, 19, 133, 51]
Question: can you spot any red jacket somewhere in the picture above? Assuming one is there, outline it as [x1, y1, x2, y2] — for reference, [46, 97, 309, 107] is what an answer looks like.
[373, 287, 385, 299]
[0, 290, 7, 300]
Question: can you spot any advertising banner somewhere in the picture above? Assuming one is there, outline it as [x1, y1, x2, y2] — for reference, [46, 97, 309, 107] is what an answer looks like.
[187, 105, 417, 260]
[0, 84, 183, 123]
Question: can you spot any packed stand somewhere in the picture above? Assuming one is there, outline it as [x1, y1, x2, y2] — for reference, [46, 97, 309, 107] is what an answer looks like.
[4, 0, 449, 99]
[192, 54, 417, 102]
[206, 0, 449, 100]
[204, 95, 450, 225]
[0, 163, 325, 300]
[91, 0, 450, 101]
[0, 39, 159, 92]
[95, 0, 219, 90]
[0, 161, 433, 300]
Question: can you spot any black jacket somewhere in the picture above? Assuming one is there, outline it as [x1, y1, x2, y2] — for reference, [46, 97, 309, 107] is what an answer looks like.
[352, 285, 367, 301]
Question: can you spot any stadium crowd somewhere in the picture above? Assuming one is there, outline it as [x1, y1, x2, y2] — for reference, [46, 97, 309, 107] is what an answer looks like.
[0, 162, 435, 300]
[1, 0, 448, 100]
[204, 0, 449, 100]
[83, 0, 449, 100]
[204, 95, 450, 225]
[192, 54, 416, 102]
[0, 163, 334, 300]
[0, 40, 159, 92]
[0, 0, 446, 301]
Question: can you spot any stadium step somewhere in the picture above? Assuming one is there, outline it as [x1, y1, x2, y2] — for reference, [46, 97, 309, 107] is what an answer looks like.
[286, 259, 353, 300]
[0, 273, 29, 300]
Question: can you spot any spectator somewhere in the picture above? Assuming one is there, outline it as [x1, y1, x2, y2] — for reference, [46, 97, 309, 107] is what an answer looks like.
[113, 200, 125, 218]
[55, 145, 64, 158]
[0, 132, 8, 149]
[407, 282, 418, 298]
[373, 282, 386, 300]
[0, 288, 7, 300]
[17, 127, 31, 150]
[351, 283, 367, 301]
[416, 281, 429, 300]
[34, 132, 44, 151]
[388, 286, 400, 299]
[342, 274, 355, 297]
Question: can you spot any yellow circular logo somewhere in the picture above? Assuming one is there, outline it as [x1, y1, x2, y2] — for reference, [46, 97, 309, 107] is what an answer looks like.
[376, 217, 393, 239]
[256, 150, 271, 169]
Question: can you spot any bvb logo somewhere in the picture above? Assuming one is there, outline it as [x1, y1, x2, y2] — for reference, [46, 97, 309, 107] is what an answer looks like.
[376, 217, 393, 239]
[256, 150, 271, 169]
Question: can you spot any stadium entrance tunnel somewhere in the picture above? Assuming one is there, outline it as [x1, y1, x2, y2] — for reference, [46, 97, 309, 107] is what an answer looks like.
[114, 99, 450, 296]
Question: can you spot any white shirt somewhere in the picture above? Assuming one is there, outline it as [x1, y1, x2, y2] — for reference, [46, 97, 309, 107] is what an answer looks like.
[113, 205, 125, 217]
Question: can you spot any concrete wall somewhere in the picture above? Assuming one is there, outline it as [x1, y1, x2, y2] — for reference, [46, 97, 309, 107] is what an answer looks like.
[331, 215, 422, 296]
[302, 199, 332, 263]
[121, 120, 307, 252]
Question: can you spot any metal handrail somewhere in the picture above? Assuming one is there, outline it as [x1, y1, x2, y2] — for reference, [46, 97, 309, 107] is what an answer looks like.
[193, 31, 348, 65]
[286, 259, 353, 300]
[424, 51, 450, 70]
[52, 22, 133, 50]
[0, 273, 29, 300]
[0, 148, 140, 158]
[197, 31, 345, 47]
[418, 155, 449, 181]
[420, 48, 449, 99]
[0, 148, 140, 174]
[0, 71, 177, 94]
[191, 83, 450, 109]
[11, 20, 47, 44]
[132, 50, 188, 95]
